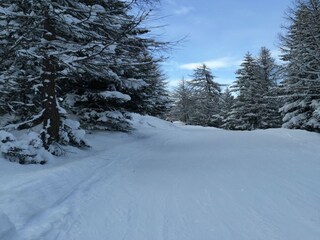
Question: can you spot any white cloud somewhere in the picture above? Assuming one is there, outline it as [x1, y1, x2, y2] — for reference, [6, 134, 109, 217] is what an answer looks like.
[179, 57, 241, 70]
[174, 6, 194, 16]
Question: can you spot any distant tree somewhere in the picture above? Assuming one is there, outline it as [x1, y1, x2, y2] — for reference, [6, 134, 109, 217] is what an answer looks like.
[257, 47, 278, 89]
[188, 64, 222, 127]
[229, 53, 263, 130]
[256, 47, 282, 128]
[220, 88, 235, 129]
[170, 78, 193, 123]
[280, 0, 320, 131]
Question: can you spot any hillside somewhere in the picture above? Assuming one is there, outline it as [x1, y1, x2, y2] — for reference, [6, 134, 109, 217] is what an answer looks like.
[0, 115, 320, 240]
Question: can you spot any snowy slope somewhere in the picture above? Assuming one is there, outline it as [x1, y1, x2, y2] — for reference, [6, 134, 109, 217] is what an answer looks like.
[0, 114, 320, 240]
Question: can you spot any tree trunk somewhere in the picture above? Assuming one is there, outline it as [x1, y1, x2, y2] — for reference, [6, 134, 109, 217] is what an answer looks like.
[41, 9, 60, 149]
[41, 55, 60, 148]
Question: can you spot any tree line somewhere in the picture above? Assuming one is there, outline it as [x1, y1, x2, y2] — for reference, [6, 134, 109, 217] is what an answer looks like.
[169, 0, 320, 133]
[0, 0, 319, 164]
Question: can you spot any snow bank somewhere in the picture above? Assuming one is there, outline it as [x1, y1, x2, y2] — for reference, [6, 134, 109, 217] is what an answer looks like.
[99, 91, 131, 102]
[0, 131, 52, 164]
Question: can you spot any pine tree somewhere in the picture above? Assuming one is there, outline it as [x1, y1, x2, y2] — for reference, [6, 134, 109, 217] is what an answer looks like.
[229, 53, 263, 130]
[0, 2, 43, 126]
[256, 47, 282, 128]
[0, 1, 165, 147]
[188, 64, 222, 127]
[57, 2, 168, 131]
[220, 88, 235, 129]
[122, 52, 170, 119]
[280, 0, 320, 131]
[170, 78, 193, 123]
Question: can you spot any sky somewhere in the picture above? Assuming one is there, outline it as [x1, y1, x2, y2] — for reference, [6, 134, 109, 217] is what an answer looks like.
[152, 0, 293, 89]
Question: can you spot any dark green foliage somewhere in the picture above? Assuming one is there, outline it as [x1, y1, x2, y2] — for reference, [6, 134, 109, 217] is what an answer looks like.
[228, 53, 263, 130]
[188, 64, 222, 127]
[220, 88, 235, 129]
[256, 47, 282, 128]
[0, 0, 168, 162]
[226, 49, 281, 131]
[169, 78, 193, 124]
[280, 0, 320, 131]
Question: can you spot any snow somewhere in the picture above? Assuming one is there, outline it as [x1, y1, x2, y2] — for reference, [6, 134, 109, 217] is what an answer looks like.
[0, 131, 53, 164]
[99, 90, 131, 102]
[123, 78, 147, 90]
[0, 130, 15, 143]
[62, 119, 86, 144]
[0, 115, 320, 240]
[0, 213, 16, 240]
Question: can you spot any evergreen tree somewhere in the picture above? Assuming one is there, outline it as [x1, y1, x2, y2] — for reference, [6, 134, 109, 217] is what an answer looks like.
[0, 1, 43, 126]
[256, 47, 282, 128]
[229, 53, 263, 130]
[61, 13, 169, 131]
[280, 0, 320, 132]
[0, 1, 166, 148]
[257, 47, 278, 90]
[122, 52, 170, 119]
[170, 78, 193, 123]
[188, 64, 222, 127]
[220, 88, 235, 129]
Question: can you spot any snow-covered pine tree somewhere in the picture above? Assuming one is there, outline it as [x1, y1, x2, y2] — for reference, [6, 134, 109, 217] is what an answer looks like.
[121, 25, 170, 118]
[220, 88, 235, 130]
[229, 53, 264, 130]
[256, 47, 282, 128]
[188, 64, 222, 127]
[0, 2, 43, 127]
[121, 51, 170, 119]
[0, 1, 73, 149]
[141, 61, 170, 118]
[280, 0, 320, 132]
[59, 1, 168, 131]
[169, 78, 193, 124]
[0, 1, 164, 149]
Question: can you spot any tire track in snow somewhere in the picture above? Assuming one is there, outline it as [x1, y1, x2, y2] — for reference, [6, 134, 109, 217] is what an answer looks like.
[15, 156, 118, 240]
[17, 138, 150, 240]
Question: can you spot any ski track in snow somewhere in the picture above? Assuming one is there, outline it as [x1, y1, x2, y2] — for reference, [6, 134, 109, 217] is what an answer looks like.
[1, 115, 320, 240]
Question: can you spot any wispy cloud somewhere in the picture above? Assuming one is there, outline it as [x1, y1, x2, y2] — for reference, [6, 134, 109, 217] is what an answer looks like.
[174, 6, 194, 16]
[180, 57, 241, 70]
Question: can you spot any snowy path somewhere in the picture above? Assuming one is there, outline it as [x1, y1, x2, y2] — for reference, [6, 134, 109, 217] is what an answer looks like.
[1, 116, 320, 240]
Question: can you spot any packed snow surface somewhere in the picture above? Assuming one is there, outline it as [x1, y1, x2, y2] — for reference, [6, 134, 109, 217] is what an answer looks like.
[0, 115, 320, 240]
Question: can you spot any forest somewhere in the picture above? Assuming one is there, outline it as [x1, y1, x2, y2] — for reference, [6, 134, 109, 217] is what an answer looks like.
[0, 0, 319, 164]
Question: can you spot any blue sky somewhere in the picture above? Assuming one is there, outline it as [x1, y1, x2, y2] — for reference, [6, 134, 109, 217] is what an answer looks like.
[154, 0, 292, 88]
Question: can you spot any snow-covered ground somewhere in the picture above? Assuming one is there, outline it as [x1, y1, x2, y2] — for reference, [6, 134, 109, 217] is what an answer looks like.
[1, 115, 320, 240]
